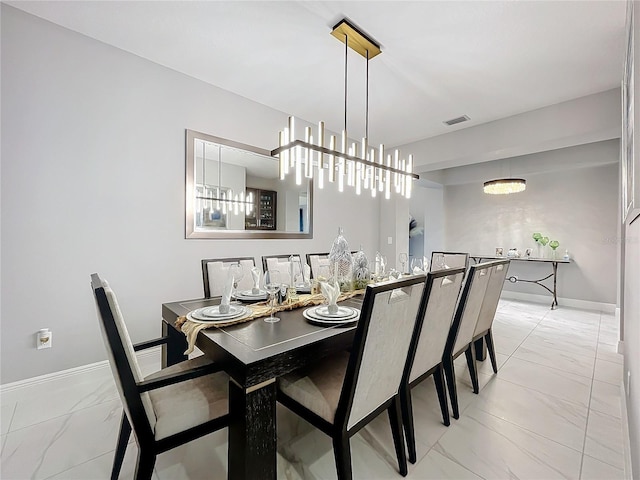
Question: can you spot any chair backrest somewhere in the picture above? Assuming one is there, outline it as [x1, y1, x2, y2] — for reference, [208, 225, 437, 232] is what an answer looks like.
[202, 257, 256, 298]
[335, 275, 427, 431]
[430, 251, 470, 272]
[407, 267, 466, 384]
[262, 254, 303, 285]
[306, 252, 331, 279]
[473, 259, 510, 337]
[91, 274, 156, 442]
[445, 261, 495, 358]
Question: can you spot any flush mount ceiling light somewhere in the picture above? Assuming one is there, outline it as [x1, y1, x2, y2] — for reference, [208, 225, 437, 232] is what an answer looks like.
[270, 18, 418, 199]
[483, 178, 527, 195]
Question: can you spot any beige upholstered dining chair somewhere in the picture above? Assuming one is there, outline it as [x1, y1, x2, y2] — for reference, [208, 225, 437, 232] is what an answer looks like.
[201, 256, 256, 298]
[91, 274, 229, 480]
[305, 252, 331, 279]
[468, 259, 510, 386]
[401, 267, 466, 464]
[277, 275, 427, 479]
[430, 251, 470, 272]
[441, 261, 495, 419]
[262, 254, 303, 285]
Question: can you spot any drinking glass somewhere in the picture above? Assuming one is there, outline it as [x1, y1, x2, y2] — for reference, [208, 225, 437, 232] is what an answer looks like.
[410, 257, 424, 273]
[398, 252, 408, 274]
[263, 270, 281, 323]
[229, 263, 244, 305]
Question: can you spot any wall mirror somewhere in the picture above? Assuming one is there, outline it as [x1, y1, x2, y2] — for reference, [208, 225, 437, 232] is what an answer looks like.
[186, 129, 313, 239]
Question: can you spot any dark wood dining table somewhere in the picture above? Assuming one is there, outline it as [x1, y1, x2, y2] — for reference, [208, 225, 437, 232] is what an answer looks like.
[161, 295, 362, 479]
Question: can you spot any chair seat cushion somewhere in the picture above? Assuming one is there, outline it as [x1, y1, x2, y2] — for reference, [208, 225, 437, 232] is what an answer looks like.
[278, 351, 349, 424]
[146, 356, 229, 440]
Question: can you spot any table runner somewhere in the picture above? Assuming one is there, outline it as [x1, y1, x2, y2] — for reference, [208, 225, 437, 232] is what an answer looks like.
[177, 290, 364, 355]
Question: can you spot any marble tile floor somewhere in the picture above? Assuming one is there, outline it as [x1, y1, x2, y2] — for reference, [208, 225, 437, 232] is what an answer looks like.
[0, 299, 626, 479]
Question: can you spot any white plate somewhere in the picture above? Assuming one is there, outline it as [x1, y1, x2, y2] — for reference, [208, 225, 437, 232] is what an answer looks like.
[200, 305, 244, 318]
[295, 285, 311, 294]
[304, 306, 359, 322]
[234, 292, 268, 302]
[190, 306, 248, 322]
[239, 289, 268, 297]
[303, 307, 359, 327]
[186, 310, 250, 325]
[313, 305, 356, 319]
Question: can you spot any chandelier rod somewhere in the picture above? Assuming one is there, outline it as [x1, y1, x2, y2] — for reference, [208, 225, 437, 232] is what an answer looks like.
[344, 33, 348, 134]
[366, 49, 369, 141]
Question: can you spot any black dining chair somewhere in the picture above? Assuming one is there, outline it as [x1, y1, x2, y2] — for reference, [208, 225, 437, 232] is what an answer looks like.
[400, 267, 466, 464]
[441, 261, 498, 419]
[430, 251, 470, 272]
[201, 256, 257, 298]
[469, 259, 510, 384]
[276, 275, 427, 479]
[91, 273, 229, 480]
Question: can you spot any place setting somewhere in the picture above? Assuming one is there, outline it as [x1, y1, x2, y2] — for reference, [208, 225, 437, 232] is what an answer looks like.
[232, 266, 269, 302]
[187, 304, 252, 325]
[303, 278, 360, 327]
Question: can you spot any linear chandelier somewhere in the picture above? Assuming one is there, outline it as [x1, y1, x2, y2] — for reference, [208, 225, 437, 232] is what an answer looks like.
[270, 19, 418, 199]
[483, 178, 527, 195]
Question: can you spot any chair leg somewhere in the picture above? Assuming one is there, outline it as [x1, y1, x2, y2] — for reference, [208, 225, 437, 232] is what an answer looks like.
[485, 329, 498, 373]
[433, 365, 450, 427]
[134, 448, 156, 480]
[400, 384, 417, 464]
[442, 356, 460, 419]
[111, 411, 131, 480]
[388, 396, 408, 476]
[465, 346, 479, 394]
[332, 433, 352, 480]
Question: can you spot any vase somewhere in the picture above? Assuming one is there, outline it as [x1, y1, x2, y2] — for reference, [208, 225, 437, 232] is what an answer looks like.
[352, 247, 370, 290]
[329, 227, 354, 292]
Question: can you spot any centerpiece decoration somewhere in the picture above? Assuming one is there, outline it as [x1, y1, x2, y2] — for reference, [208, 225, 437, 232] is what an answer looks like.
[352, 247, 370, 290]
[329, 227, 354, 292]
[549, 240, 560, 259]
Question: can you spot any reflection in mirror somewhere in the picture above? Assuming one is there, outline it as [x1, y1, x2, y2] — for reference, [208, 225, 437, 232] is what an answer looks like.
[186, 130, 313, 239]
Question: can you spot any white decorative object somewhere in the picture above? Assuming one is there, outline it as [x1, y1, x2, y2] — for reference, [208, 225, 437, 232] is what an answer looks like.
[329, 227, 354, 292]
[352, 247, 370, 290]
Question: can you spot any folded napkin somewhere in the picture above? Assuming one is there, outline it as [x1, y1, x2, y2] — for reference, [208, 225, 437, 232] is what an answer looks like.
[303, 263, 312, 285]
[219, 270, 234, 314]
[412, 265, 424, 274]
[320, 280, 340, 314]
[250, 266, 261, 294]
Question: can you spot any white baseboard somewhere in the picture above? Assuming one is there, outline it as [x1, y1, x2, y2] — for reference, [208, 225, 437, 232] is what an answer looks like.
[0, 347, 161, 395]
[501, 291, 616, 313]
[621, 383, 634, 480]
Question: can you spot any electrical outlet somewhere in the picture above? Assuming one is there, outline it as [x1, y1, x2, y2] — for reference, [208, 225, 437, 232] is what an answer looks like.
[37, 329, 52, 349]
[387, 236, 393, 245]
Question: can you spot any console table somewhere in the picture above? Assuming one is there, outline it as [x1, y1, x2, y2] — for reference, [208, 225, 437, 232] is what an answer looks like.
[470, 255, 571, 309]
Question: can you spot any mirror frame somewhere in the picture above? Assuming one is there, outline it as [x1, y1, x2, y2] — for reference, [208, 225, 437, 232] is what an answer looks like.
[185, 129, 314, 239]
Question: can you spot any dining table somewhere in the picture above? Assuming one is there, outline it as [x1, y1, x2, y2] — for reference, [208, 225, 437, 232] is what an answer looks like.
[161, 294, 363, 479]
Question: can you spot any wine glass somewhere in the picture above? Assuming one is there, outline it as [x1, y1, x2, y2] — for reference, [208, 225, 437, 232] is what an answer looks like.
[434, 253, 446, 270]
[398, 252, 408, 274]
[410, 257, 424, 273]
[263, 270, 281, 323]
[229, 263, 244, 305]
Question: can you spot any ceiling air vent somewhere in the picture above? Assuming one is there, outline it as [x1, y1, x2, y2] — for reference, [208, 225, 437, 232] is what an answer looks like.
[443, 115, 470, 126]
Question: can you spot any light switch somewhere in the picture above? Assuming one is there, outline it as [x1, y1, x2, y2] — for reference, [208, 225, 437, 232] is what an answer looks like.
[387, 236, 393, 245]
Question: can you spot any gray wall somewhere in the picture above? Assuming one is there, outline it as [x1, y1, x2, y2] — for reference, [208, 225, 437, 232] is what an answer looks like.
[442, 145, 619, 305]
[0, 6, 381, 383]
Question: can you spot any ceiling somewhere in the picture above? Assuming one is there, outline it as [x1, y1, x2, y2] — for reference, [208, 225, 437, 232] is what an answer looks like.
[7, 0, 627, 149]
